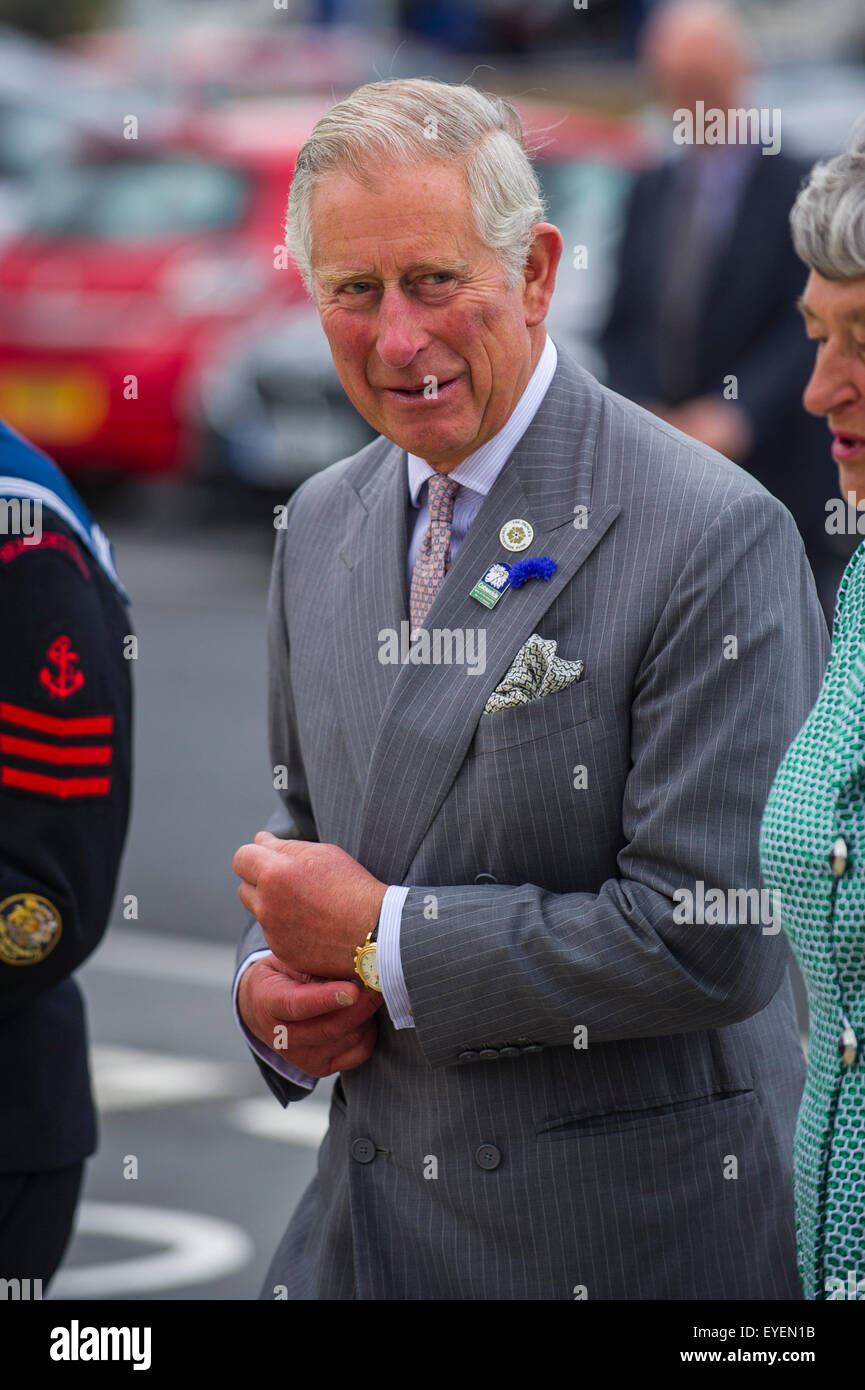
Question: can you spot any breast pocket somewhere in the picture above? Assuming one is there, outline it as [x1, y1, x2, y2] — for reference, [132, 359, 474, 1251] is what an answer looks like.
[469, 678, 598, 757]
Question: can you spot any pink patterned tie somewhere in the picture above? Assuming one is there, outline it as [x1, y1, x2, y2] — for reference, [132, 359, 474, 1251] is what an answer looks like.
[409, 472, 460, 633]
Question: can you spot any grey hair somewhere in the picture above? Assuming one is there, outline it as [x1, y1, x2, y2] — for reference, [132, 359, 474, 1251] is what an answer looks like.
[285, 78, 547, 295]
[790, 121, 865, 281]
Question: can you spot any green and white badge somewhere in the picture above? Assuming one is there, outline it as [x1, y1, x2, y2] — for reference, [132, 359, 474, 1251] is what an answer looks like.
[470, 563, 511, 609]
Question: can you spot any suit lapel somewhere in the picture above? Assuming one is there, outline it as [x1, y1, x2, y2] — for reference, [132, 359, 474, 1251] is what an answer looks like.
[329, 444, 412, 797]
[346, 350, 621, 882]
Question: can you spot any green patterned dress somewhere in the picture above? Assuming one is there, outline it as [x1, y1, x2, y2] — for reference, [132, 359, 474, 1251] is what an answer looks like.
[761, 541, 865, 1300]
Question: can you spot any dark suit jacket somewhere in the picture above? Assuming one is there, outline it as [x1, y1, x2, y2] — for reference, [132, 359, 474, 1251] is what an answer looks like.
[600, 151, 838, 556]
[0, 436, 132, 1174]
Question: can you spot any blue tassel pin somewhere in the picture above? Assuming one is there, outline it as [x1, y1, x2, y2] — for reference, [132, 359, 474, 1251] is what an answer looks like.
[470, 556, 557, 609]
[507, 556, 557, 588]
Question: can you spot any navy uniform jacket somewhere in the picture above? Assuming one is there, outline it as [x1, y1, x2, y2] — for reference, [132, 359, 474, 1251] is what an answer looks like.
[0, 421, 132, 1173]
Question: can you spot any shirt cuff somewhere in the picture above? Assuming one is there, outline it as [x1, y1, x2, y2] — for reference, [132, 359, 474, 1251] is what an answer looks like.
[232, 949, 317, 1091]
[377, 885, 414, 1029]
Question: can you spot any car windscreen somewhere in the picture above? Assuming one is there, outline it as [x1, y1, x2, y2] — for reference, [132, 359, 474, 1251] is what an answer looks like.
[24, 156, 249, 239]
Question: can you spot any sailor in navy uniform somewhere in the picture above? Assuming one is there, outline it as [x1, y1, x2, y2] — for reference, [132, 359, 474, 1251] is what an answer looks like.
[0, 419, 132, 1289]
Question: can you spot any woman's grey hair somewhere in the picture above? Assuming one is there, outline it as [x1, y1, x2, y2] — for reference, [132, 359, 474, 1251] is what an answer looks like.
[790, 121, 865, 281]
[285, 78, 547, 296]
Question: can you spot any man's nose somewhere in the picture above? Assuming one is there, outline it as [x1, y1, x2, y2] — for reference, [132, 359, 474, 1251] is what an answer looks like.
[375, 289, 428, 369]
[803, 342, 860, 418]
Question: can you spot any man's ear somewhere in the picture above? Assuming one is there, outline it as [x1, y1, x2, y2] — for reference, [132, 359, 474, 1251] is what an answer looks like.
[522, 223, 563, 327]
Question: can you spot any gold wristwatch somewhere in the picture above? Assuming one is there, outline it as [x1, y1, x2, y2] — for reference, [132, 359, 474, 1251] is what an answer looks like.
[353, 928, 381, 992]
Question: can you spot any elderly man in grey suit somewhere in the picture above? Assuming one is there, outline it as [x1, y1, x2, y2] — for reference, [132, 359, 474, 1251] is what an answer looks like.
[232, 78, 827, 1301]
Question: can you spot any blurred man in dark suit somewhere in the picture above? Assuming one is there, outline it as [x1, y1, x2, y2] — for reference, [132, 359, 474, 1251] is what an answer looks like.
[601, 0, 844, 615]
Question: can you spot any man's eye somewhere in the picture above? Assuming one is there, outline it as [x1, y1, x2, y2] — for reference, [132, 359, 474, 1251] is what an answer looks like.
[420, 273, 453, 286]
[342, 282, 374, 295]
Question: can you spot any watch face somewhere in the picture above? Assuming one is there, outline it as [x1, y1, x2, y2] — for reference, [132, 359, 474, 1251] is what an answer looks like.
[358, 950, 379, 990]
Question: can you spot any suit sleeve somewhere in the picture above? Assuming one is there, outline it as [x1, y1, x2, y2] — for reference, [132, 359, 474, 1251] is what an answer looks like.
[0, 515, 132, 1019]
[396, 490, 829, 1068]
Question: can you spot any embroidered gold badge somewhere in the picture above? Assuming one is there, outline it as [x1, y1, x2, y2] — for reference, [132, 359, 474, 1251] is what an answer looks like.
[0, 892, 62, 965]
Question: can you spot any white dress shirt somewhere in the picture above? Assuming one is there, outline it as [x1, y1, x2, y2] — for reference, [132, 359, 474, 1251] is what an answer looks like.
[234, 333, 558, 1088]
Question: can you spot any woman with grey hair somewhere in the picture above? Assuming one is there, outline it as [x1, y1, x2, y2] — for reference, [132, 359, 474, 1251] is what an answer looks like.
[760, 128, 865, 1300]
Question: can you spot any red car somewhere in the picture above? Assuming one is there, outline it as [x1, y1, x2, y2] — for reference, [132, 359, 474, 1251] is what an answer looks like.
[0, 99, 329, 477]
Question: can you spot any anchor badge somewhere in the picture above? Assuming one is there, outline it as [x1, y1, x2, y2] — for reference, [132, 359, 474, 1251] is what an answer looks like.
[40, 634, 85, 700]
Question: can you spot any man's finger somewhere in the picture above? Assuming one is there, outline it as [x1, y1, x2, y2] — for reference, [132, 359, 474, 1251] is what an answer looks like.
[297, 1005, 377, 1044]
[269, 974, 365, 1022]
[327, 1032, 378, 1074]
[236, 881, 258, 917]
[294, 1021, 379, 1077]
[232, 842, 267, 885]
[265, 1002, 378, 1050]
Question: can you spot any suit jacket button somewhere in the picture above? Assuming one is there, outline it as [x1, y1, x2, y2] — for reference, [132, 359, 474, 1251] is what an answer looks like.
[351, 1137, 376, 1164]
[458, 1050, 478, 1062]
[478, 1048, 499, 1060]
[499, 1046, 520, 1057]
[475, 1144, 502, 1171]
[523, 1044, 544, 1053]
[474, 872, 498, 884]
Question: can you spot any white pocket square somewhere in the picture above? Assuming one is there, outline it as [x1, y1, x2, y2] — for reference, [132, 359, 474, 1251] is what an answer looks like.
[483, 632, 585, 713]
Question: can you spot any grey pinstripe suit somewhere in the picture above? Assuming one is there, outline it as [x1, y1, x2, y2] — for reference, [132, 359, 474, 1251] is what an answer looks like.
[238, 342, 829, 1300]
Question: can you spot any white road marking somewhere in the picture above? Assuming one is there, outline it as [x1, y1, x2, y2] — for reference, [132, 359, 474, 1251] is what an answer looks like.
[50, 1202, 253, 1299]
[91, 1045, 251, 1112]
[229, 1096, 331, 1148]
[84, 926, 236, 988]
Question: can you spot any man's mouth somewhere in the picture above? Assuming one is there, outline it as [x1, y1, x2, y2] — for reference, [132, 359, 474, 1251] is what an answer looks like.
[382, 376, 460, 402]
[831, 431, 865, 462]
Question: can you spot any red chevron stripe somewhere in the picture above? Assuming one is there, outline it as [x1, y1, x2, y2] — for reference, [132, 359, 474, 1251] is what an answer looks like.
[0, 702, 113, 737]
[0, 734, 112, 765]
[1, 767, 111, 798]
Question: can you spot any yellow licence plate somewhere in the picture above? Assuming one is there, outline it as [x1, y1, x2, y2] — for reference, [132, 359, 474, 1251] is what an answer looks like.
[0, 366, 110, 445]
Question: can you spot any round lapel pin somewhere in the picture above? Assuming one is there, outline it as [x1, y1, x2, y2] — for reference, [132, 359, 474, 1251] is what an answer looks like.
[499, 519, 534, 552]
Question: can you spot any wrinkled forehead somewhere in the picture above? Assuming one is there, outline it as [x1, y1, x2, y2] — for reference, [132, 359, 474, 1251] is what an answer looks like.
[308, 162, 480, 284]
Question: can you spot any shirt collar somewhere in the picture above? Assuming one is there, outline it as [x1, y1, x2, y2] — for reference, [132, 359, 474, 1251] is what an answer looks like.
[406, 333, 558, 507]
